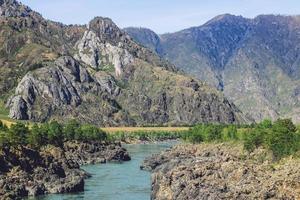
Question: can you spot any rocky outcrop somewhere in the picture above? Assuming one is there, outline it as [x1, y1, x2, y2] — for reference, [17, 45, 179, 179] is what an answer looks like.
[75, 29, 134, 76]
[0, 0, 37, 18]
[64, 141, 131, 165]
[0, 141, 130, 199]
[85, 17, 176, 72]
[142, 143, 300, 200]
[0, 145, 87, 200]
[7, 95, 29, 120]
[116, 60, 248, 125]
[74, 17, 174, 76]
[7, 54, 248, 125]
[6, 56, 132, 125]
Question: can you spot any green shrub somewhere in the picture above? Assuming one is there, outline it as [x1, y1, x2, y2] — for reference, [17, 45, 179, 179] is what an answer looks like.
[110, 131, 126, 141]
[108, 130, 185, 142]
[7, 122, 29, 147]
[258, 119, 272, 129]
[63, 119, 81, 140]
[267, 119, 299, 159]
[204, 125, 223, 141]
[184, 124, 223, 144]
[0, 132, 8, 148]
[243, 119, 300, 160]
[187, 131, 203, 144]
[47, 121, 64, 146]
[222, 125, 238, 141]
[74, 127, 84, 140]
[243, 128, 266, 152]
[80, 125, 107, 141]
[26, 124, 46, 148]
[184, 125, 204, 144]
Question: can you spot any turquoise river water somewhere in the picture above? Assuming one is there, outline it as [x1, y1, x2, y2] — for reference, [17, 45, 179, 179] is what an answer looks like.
[29, 142, 174, 200]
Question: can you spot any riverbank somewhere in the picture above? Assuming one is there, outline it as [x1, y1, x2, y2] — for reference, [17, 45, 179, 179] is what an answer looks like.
[26, 142, 176, 200]
[0, 141, 130, 200]
[142, 143, 300, 200]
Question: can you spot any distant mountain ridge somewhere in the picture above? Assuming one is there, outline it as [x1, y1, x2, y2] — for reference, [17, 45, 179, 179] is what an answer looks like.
[125, 14, 300, 122]
[0, 0, 248, 126]
[124, 27, 163, 56]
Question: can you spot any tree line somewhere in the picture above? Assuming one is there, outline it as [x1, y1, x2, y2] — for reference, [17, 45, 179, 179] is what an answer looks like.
[183, 119, 300, 160]
[109, 130, 185, 142]
[0, 120, 107, 149]
[1, 118, 299, 160]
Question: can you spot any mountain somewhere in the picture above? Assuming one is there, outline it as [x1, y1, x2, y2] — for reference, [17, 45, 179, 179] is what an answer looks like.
[124, 27, 163, 56]
[124, 14, 300, 122]
[0, 0, 247, 126]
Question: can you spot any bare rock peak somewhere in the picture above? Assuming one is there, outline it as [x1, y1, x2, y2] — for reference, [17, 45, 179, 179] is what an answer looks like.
[0, 0, 35, 17]
[0, 0, 17, 6]
[88, 16, 119, 31]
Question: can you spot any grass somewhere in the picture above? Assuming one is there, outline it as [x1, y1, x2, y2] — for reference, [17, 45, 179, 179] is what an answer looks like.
[0, 117, 30, 128]
[0, 100, 11, 123]
[0, 119, 15, 127]
[101, 64, 115, 73]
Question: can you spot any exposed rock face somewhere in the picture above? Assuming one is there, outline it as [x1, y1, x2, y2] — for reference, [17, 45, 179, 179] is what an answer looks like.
[8, 95, 28, 120]
[141, 143, 300, 200]
[0, 141, 131, 199]
[7, 55, 247, 125]
[7, 56, 132, 125]
[116, 60, 246, 125]
[0, 0, 85, 96]
[0, 0, 36, 18]
[2, 1, 249, 125]
[125, 14, 300, 122]
[75, 29, 134, 76]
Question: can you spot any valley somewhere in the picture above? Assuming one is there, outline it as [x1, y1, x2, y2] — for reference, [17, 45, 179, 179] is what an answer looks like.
[1, 118, 299, 199]
[0, 0, 299, 200]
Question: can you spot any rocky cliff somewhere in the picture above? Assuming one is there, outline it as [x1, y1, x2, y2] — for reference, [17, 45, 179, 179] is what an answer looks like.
[125, 14, 300, 122]
[0, 0, 248, 125]
[141, 143, 300, 200]
[0, 141, 130, 199]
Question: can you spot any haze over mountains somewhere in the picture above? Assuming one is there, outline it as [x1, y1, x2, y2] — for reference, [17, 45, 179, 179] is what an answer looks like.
[0, 0, 248, 126]
[125, 14, 300, 122]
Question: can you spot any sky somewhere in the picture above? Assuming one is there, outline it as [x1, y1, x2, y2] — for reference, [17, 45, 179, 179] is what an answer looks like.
[19, 0, 300, 34]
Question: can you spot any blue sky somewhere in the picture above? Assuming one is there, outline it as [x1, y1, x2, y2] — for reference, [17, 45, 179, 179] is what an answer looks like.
[19, 0, 300, 34]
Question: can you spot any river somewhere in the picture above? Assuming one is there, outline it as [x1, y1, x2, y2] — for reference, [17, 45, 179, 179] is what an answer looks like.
[29, 142, 174, 200]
